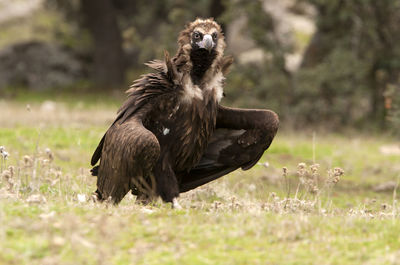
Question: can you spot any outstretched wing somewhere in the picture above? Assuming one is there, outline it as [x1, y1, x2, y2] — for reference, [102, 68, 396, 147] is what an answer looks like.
[91, 53, 179, 167]
[178, 106, 279, 192]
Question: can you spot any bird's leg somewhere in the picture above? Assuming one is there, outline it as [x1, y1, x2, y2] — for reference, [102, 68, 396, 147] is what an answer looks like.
[172, 198, 182, 209]
[153, 159, 180, 204]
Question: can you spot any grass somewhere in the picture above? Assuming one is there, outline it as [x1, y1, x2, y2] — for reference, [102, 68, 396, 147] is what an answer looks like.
[1, 97, 400, 265]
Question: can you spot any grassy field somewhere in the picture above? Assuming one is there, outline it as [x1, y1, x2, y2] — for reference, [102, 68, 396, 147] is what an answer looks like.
[1, 97, 400, 265]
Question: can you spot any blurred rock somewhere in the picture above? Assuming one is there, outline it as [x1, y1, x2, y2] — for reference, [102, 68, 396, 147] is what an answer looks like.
[226, 0, 315, 71]
[0, 0, 43, 24]
[0, 41, 87, 90]
[373, 181, 397, 192]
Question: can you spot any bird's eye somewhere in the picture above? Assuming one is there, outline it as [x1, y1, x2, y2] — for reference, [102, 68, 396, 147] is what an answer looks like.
[193, 32, 201, 40]
[212, 32, 218, 40]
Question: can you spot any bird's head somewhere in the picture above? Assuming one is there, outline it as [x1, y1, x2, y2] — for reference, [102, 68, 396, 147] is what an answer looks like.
[177, 18, 226, 61]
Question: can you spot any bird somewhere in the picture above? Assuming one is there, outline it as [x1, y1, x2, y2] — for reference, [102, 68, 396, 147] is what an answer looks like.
[90, 18, 279, 207]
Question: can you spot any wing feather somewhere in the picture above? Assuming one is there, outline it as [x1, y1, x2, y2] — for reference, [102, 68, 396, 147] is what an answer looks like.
[91, 60, 178, 167]
[178, 106, 279, 193]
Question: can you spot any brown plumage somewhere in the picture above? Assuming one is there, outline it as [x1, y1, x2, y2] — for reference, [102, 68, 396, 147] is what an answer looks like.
[91, 18, 279, 206]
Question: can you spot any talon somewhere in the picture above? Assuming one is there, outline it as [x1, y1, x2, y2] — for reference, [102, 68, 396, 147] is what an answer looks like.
[172, 198, 182, 209]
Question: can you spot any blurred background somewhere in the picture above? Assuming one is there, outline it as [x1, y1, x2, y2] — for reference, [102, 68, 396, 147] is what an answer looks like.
[1, 2, 400, 261]
[0, 0, 399, 131]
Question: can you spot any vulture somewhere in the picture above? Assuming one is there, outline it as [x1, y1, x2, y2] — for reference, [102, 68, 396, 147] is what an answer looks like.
[91, 18, 279, 207]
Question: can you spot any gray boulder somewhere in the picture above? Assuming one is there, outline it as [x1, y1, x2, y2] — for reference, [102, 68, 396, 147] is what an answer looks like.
[0, 41, 86, 90]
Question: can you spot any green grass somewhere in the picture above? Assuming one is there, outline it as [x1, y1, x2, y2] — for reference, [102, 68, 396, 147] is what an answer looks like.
[1, 88, 123, 109]
[1, 98, 400, 265]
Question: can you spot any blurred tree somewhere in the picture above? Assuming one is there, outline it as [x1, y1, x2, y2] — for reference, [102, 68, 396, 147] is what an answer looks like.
[298, 0, 400, 127]
[37, 0, 400, 129]
[209, 0, 225, 32]
[81, 0, 124, 89]
[219, 0, 400, 129]
[47, 0, 213, 88]
[46, 0, 124, 89]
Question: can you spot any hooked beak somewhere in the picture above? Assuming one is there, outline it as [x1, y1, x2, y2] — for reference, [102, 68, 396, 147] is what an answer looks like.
[198, 34, 214, 52]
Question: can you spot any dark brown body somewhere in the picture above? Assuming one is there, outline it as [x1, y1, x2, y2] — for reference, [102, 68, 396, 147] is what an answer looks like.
[91, 18, 279, 204]
[144, 93, 218, 173]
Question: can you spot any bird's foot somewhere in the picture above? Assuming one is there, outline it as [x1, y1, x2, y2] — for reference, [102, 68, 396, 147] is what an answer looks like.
[90, 189, 103, 202]
[172, 198, 182, 209]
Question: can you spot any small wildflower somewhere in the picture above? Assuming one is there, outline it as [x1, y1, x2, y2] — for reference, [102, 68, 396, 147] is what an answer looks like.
[310, 164, 320, 174]
[297, 163, 306, 170]
[45, 148, 54, 161]
[26, 104, 31, 112]
[213, 201, 222, 210]
[2, 170, 11, 180]
[23, 155, 33, 167]
[327, 167, 344, 185]
[310, 185, 319, 194]
[282, 167, 288, 176]
[334, 167, 345, 177]
[1, 151, 9, 159]
[297, 162, 308, 178]
[299, 177, 306, 185]
[8, 166, 14, 177]
[77, 194, 87, 203]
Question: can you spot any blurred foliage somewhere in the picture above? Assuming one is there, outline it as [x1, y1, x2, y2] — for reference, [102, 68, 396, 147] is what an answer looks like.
[294, 0, 400, 128]
[386, 81, 400, 133]
[2, 0, 400, 130]
[118, 0, 212, 65]
[43, 0, 91, 53]
[222, 0, 294, 123]
[45, 0, 213, 66]
[225, 0, 400, 129]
